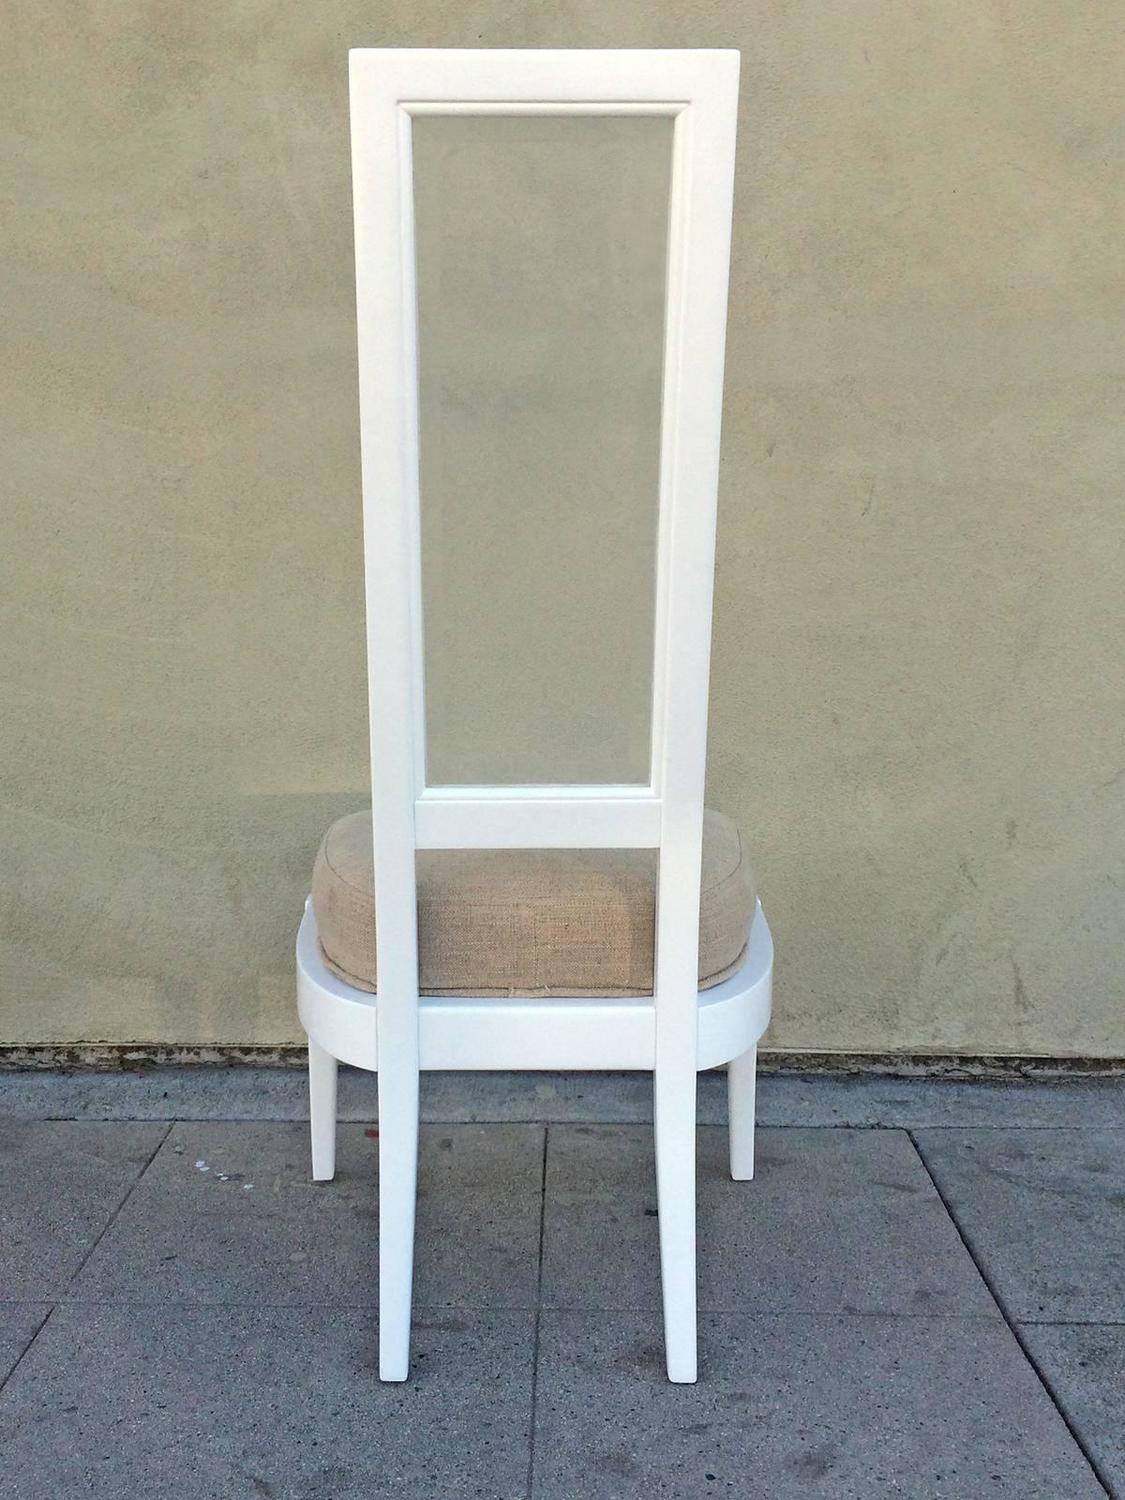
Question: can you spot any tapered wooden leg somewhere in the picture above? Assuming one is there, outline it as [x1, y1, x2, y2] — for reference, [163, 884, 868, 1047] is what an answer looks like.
[728, 1044, 757, 1181]
[653, 1064, 698, 1383]
[377, 1067, 419, 1382]
[308, 1037, 338, 1182]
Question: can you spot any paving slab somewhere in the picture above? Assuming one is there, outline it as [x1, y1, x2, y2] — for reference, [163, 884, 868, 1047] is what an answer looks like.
[4, 1066, 1123, 1127]
[68, 1122, 544, 1309]
[914, 1128, 1125, 1321]
[542, 1126, 996, 1316]
[0, 1122, 167, 1298]
[0, 1303, 534, 1500]
[1020, 1323, 1125, 1498]
[531, 1311, 1105, 1499]
[0, 1305, 50, 1385]
[69, 1122, 546, 1308]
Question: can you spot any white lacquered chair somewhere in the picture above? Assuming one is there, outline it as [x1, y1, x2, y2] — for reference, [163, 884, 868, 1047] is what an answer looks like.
[297, 47, 772, 1384]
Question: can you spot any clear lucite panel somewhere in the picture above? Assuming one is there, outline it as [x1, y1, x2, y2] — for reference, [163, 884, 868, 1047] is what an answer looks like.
[412, 114, 672, 785]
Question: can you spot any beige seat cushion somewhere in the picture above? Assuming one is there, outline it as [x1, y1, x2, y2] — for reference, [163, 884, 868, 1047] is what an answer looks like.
[312, 808, 756, 997]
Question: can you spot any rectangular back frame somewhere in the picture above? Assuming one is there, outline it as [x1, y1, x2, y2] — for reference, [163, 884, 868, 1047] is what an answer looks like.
[348, 48, 740, 1059]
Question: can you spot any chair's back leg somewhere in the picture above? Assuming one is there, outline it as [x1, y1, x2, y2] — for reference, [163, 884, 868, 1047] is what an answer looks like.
[377, 1063, 420, 1381]
[308, 1038, 339, 1182]
[727, 1044, 757, 1181]
[653, 1059, 698, 1383]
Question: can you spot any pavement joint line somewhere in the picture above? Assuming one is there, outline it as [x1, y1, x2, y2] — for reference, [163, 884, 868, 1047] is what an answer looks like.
[55, 1122, 174, 1298]
[14, 1117, 176, 1375]
[1016, 1318, 1125, 1328]
[36, 1301, 1013, 1318]
[525, 1125, 549, 1500]
[854, 1123, 1125, 1131]
[16, 1120, 1120, 1130]
[906, 1128, 1114, 1498]
[0, 1304, 54, 1403]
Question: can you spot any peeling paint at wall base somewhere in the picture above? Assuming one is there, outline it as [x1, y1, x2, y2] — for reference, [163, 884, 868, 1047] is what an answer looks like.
[1, 1046, 1122, 1080]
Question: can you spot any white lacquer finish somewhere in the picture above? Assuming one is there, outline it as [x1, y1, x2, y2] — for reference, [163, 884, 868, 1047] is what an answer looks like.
[300, 47, 770, 1384]
[299, 898, 771, 1076]
[727, 1044, 759, 1181]
[307, 1035, 338, 1182]
[414, 786, 663, 849]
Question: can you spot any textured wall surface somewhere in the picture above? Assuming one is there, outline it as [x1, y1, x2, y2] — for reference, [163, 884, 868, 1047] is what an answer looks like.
[1, 3, 1122, 1053]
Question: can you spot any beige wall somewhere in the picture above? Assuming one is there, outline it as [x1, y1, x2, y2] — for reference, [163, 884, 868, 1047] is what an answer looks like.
[2, 2, 1122, 1055]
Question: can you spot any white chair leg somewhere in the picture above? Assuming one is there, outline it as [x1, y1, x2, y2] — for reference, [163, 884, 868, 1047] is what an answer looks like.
[728, 1044, 757, 1181]
[308, 1037, 338, 1182]
[653, 1065, 698, 1383]
[377, 1069, 420, 1382]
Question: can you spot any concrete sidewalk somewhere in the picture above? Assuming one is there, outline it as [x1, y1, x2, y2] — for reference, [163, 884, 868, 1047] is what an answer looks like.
[0, 1071, 1122, 1497]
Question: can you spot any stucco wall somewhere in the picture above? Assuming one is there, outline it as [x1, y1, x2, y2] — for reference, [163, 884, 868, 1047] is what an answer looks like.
[2, 3, 1122, 1054]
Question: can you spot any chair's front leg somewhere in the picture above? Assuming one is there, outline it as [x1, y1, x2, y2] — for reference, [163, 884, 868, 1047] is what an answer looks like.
[727, 1044, 757, 1181]
[308, 1036, 338, 1182]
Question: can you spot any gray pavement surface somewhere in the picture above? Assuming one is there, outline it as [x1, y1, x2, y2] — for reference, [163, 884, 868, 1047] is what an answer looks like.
[0, 1070, 1122, 1497]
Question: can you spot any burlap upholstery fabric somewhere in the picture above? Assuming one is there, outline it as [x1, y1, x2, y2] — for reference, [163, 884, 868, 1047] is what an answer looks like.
[311, 808, 756, 997]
